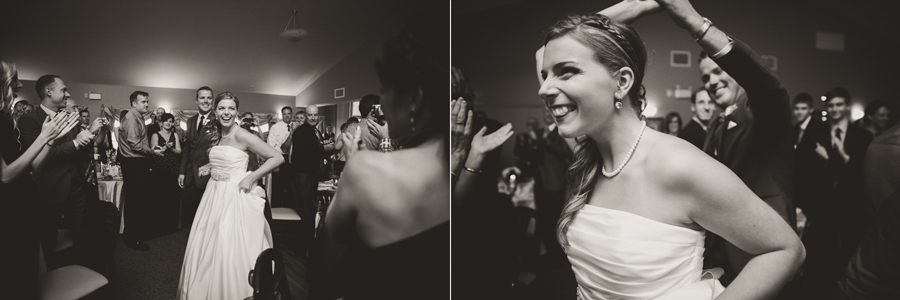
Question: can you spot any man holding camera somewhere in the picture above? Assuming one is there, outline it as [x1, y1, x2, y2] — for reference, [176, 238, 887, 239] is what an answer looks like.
[356, 94, 389, 150]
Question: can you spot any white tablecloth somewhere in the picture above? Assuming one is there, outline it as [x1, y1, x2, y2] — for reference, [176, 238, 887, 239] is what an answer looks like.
[98, 180, 125, 233]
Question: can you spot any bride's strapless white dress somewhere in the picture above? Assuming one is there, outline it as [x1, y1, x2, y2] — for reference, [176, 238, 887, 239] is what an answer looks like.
[566, 204, 724, 300]
[177, 146, 273, 300]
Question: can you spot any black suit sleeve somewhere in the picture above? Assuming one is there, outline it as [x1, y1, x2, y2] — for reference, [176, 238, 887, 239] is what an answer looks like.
[291, 126, 323, 172]
[715, 39, 793, 146]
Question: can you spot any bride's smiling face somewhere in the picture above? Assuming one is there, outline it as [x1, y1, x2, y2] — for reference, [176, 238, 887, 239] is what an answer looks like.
[539, 35, 619, 138]
[216, 99, 238, 127]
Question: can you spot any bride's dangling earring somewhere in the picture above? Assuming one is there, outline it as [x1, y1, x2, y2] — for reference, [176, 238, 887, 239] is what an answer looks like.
[614, 98, 623, 110]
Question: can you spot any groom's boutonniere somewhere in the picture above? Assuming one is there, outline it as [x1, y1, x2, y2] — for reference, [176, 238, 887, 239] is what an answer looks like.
[202, 119, 217, 134]
[198, 163, 212, 177]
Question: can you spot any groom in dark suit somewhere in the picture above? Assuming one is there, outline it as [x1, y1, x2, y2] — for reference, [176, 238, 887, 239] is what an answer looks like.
[18, 75, 96, 256]
[697, 39, 796, 284]
[179, 86, 216, 227]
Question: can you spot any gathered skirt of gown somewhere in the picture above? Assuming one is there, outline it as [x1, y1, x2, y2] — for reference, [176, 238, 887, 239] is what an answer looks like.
[177, 146, 273, 299]
[566, 204, 724, 300]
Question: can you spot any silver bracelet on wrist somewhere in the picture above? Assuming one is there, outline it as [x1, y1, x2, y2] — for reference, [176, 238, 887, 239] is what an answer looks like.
[693, 17, 712, 41]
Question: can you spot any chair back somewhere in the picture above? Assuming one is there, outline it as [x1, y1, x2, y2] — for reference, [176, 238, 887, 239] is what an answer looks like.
[248, 248, 291, 300]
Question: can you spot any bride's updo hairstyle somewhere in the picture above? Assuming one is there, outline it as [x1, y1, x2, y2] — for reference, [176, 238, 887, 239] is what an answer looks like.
[208, 91, 240, 148]
[546, 13, 649, 248]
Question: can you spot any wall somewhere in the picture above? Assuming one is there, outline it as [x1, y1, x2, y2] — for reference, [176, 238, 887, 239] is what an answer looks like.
[294, 23, 399, 107]
[454, 0, 900, 168]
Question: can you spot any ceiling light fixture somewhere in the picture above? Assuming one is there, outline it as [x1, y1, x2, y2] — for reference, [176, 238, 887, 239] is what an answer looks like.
[280, 0, 309, 42]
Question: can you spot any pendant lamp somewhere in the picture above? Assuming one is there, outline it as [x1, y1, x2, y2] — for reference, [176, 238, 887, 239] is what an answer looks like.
[280, 0, 309, 42]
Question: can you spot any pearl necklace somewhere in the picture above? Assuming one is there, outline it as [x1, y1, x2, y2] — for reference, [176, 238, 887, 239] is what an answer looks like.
[601, 121, 646, 178]
[221, 126, 238, 140]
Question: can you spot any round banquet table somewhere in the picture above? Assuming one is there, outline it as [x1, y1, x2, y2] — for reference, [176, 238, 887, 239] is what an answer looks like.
[98, 179, 125, 233]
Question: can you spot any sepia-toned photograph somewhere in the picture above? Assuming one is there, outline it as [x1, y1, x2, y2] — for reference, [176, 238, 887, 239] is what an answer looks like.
[1, 0, 447, 299]
[452, 0, 899, 299]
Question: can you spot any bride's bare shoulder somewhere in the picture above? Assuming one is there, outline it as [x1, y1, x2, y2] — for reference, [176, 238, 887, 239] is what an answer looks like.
[645, 132, 722, 183]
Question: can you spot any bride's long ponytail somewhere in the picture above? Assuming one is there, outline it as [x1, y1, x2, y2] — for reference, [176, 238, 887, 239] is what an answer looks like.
[557, 137, 600, 249]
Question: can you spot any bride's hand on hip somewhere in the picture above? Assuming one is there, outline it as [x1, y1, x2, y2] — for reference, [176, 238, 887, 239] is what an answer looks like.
[238, 177, 257, 193]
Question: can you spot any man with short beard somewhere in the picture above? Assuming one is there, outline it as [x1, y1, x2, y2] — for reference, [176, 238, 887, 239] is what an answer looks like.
[179, 86, 216, 227]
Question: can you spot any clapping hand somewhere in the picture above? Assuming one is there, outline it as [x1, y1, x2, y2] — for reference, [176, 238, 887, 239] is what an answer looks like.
[451, 98, 473, 158]
[48, 112, 82, 143]
[89, 117, 105, 134]
[471, 123, 514, 156]
[40, 112, 79, 142]
[75, 130, 95, 147]
[340, 126, 364, 160]
[814, 142, 829, 160]
[451, 98, 474, 176]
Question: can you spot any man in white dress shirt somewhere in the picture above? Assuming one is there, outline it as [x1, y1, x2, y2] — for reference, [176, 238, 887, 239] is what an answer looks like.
[268, 106, 294, 153]
[268, 106, 295, 206]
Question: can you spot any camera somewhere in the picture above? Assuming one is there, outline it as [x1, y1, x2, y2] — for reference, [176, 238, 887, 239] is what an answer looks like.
[371, 104, 385, 125]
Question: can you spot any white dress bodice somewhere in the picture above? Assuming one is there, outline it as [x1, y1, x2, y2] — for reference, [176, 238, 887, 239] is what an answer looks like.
[566, 204, 722, 300]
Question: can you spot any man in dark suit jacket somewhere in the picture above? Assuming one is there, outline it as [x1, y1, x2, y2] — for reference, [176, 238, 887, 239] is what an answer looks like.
[822, 88, 873, 257]
[178, 86, 215, 227]
[678, 88, 714, 149]
[796, 88, 874, 298]
[792, 93, 830, 216]
[18, 75, 96, 255]
[291, 104, 324, 256]
[697, 39, 797, 284]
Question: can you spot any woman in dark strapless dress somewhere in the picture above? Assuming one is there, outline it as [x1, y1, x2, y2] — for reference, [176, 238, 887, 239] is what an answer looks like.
[1, 58, 80, 299]
[325, 10, 449, 300]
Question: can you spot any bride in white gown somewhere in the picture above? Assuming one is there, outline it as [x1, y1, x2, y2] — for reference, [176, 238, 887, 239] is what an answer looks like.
[535, 1, 804, 299]
[177, 92, 284, 299]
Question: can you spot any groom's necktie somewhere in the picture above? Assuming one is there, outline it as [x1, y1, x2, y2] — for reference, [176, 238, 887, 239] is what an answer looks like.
[703, 115, 727, 158]
[281, 125, 293, 155]
[197, 115, 205, 134]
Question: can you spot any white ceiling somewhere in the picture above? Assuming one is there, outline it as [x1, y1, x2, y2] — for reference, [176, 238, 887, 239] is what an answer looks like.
[0, 0, 445, 96]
